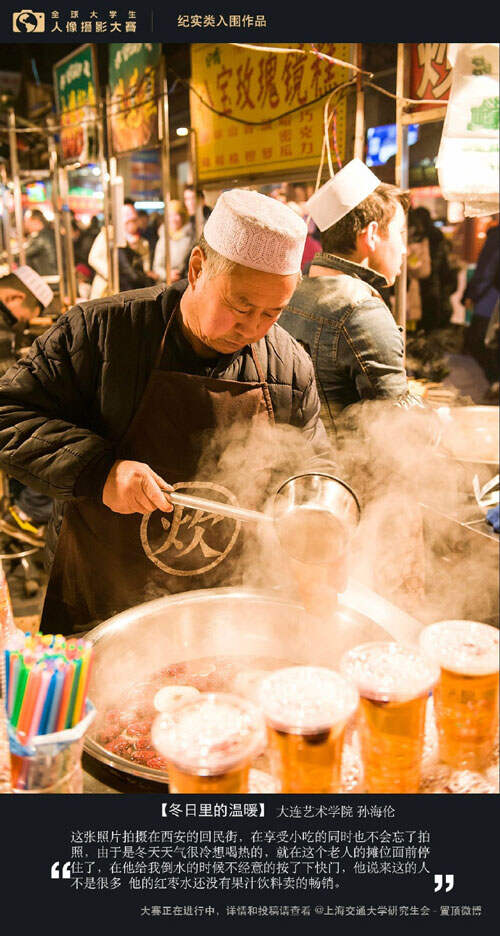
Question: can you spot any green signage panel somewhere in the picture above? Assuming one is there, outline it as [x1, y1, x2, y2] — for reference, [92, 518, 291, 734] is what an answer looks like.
[108, 43, 162, 154]
[53, 44, 99, 164]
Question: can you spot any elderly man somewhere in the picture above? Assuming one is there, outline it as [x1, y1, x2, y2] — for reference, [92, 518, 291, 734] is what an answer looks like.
[280, 159, 420, 428]
[0, 190, 333, 634]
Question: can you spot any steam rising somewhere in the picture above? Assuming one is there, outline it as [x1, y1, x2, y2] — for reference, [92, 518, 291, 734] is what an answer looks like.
[88, 400, 498, 735]
[335, 401, 498, 627]
[193, 417, 334, 593]
[191, 400, 498, 628]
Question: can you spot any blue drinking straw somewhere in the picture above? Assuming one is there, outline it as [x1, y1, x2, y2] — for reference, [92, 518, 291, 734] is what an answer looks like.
[7, 653, 20, 717]
[38, 668, 57, 736]
[45, 666, 65, 735]
[4, 649, 10, 701]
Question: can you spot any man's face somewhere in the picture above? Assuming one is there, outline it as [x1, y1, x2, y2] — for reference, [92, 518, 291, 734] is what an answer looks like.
[170, 211, 183, 233]
[184, 257, 299, 355]
[183, 189, 196, 216]
[123, 205, 139, 237]
[24, 213, 43, 235]
[270, 189, 287, 203]
[370, 203, 407, 286]
[0, 286, 35, 322]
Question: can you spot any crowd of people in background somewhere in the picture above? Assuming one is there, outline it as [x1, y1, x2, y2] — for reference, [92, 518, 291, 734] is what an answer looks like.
[28, 181, 455, 305]
[20, 179, 499, 398]
[20, 184, 213, 299]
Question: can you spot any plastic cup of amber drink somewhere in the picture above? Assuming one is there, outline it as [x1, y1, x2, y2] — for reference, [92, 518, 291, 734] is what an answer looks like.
[259, 666, 359, 793]
[151, 692, 266, 793]
[340, 642, 439, 794]
[419, 620, 499, 770]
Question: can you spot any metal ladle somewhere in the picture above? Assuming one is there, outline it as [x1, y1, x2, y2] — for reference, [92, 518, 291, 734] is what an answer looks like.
[166, 472, 361, 565]
[167, 489, 271, 526]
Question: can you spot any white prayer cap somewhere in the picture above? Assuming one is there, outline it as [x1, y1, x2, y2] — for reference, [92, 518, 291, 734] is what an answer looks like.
[306, 159, 380, 232]
[13, 266, 54, 308]
[203, 189, 306, 275]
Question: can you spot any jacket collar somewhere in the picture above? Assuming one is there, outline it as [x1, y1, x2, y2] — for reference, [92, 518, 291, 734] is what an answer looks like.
[310, 252, 388, 293]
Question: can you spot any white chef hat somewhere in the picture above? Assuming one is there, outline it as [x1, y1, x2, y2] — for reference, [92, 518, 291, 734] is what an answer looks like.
[306, 159, 380, 232]
[12, 266, 54, 309]
[203, 189, 307, 275]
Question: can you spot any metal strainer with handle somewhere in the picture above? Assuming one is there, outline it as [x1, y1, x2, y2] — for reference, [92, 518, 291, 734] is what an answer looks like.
[166, 472, 361, 565]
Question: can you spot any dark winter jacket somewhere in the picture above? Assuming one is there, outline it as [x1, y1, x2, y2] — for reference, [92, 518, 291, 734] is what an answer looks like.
[25, 225, 58, 277]
[462, 224, 499, 319]
[414, 229, 457, 331]
[0, 280, 332, 562]
[118, 244, 154, 292]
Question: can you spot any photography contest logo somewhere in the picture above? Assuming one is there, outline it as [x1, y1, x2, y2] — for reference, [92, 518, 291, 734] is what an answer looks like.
[12, 9, 46, 32]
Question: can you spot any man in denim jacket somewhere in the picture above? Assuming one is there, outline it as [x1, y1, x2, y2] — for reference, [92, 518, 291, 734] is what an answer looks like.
[280, 160, 418, 429]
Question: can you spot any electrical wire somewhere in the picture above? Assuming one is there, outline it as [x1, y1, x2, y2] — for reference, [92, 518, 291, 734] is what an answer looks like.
[318, 80, 356, 187]
[364, 80, 449, 105]
[230, 42, 374, 78]
[0, 84, 448, 138]
[228, 42, 449, 103]
[331, 108, 342, 171]
[0, 79, 354, 134]
[0, 57, 449, 138]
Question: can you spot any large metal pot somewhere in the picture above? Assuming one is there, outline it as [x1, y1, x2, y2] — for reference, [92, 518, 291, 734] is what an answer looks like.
[84, 584, 421, 785]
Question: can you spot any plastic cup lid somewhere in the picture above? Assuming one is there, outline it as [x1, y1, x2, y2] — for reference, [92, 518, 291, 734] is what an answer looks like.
[419, 620, 499, 676]
[340, 642, 439, 702]
[259, 666, 359, 734]
[151, 692, 265, 776]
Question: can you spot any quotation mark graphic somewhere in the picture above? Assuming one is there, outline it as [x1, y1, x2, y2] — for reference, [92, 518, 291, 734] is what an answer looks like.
[434, 874, 454, 892]
[51, 861, 72, 880]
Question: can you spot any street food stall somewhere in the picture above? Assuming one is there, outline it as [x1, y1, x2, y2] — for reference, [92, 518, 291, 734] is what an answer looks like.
[79, 584, 498, 795]
[0, 41, 498, 799]
[2, 443, 497, 796]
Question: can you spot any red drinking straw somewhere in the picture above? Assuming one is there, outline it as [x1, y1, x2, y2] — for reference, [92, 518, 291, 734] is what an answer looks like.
[16, 666, 42, 744]
[56, 662, 75, 732]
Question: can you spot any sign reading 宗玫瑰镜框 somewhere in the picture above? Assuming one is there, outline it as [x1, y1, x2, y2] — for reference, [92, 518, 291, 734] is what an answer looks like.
[190, 43, 353, 183]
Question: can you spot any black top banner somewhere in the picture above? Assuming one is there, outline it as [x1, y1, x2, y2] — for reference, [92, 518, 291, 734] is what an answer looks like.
[2, 3, 488, 43]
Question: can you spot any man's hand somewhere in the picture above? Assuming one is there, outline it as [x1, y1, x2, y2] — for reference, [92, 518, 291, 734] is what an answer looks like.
[102, 460, 174, 515]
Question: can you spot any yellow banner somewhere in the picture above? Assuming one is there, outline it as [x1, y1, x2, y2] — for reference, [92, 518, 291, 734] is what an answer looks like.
[190, 43, 353, 183]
